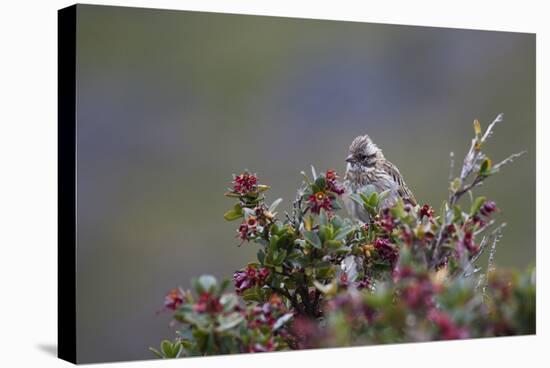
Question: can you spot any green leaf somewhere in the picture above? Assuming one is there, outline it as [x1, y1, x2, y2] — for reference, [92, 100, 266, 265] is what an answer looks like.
[474, 119, 481, 136]
[479, 158, 492, 176]
[257, 184, 270, 192]
[220, 293, 238, 311]
[390, 198, 405, 219]
[198, 275, 217, 293]
[313, 279, 337, 295]
[268, 198, 283, 213]
[452, 205, 463, 222]
[470, 196, 486, 216]
[358, 192, 370, 205]
[160, 340, 172, 356]
[319, 209, 328, 226]
[273, 312, 294, 331]
[332, 215, 344, 228]
[315, 262, 335, 279]
[264, 251, 274, 267]
[450, 178, 461, 192]
[269, 235, 280, 252]
[273, 249, 287, 265]
[318, 225, 328, 243]
[223, 204, 243, 221]
[335, 246, 352, 256]
[182, 312, 209, 331]
[349, 194, 364, 207]
[366, 204, 377, 216]
[160, 340, 182, 358]
[326, 240, 342, 249]
[315, 176, 327, 191]
[215, 312, 244, 332]
[257, 249, 265, 264]
[304, 231, 322, 249]
[149, 347, 164, 359]
[368, 191, 379, 207]
[242, 286, 263, 302]
[333, 226, 353, 241]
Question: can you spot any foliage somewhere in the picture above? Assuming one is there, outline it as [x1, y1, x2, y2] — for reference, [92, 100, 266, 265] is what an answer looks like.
[152, 114, 534, 358]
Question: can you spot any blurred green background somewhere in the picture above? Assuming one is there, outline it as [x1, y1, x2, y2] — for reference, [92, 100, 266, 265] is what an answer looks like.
[74, 4, 535, 363]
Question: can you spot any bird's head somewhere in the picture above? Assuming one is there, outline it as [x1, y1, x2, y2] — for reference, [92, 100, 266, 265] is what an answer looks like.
[346, 134, 384, 168]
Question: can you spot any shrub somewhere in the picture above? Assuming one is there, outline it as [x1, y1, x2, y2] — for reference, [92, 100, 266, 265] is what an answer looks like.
[151, 114, 534, 358]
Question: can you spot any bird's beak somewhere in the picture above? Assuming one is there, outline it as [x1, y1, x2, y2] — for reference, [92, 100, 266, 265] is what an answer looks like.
[345, 155, 354, 163]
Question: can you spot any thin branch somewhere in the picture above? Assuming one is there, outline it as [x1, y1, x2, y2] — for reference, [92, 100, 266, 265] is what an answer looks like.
[463, 267, 481, 278]
[448, 151, 455, 181]
[493, 151, 527, 171]
[469, 235, 489, 265]
[459, 137, 478, 180]
[459, 114, 504, 192]
[475, 273, 486, 293]
[463, 223, 506, 277]
[431, 114, 508, 268]
[479, 226, 504, 298]
[487, 226, 504, 274]
[480, 113, 504, 143]
[474, 219, 496, 236]
[452, 175, 484, 204]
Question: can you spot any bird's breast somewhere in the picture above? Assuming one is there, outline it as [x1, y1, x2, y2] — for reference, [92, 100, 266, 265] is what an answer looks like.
[344, 167, 396, 193]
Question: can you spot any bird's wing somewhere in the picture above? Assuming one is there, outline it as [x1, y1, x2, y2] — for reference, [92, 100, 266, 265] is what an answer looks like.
[381, 161, 418, 206]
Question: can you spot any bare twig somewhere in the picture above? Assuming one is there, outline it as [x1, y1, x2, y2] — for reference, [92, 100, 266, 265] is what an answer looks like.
[285, 189, 306, 232]
[487, 226, 504, 274]
[430, 113, 517, 269]
[478, 226, 505, 298]
[480, 113, 503, 143]
[463, 223, 506, 277]
[476, 274, 485, 292]
[452, 175, 484, 205]
[459, 137, 478, 181]
[459, 113, 503, 184]
[469, 235, 489, 265]
[474, 219, 496, 236]
[493, 151, 527, 171]
[448, 151, 455, 181]
[463, 267, 481, 278]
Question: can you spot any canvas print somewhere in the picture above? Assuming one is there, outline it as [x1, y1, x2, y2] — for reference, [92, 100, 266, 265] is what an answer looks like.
[58, 4, 536, 364]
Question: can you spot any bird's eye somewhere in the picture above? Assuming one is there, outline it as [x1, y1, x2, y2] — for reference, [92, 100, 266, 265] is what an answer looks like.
[357, 154, 367, 161]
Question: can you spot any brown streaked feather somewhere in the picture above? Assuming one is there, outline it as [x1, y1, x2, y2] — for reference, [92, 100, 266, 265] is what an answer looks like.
[380, 160, 417, 206]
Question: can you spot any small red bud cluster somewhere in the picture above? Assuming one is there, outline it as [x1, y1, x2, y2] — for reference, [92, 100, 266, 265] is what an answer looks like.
[233, 172, 258, 195]
[233, 265, 270, 294]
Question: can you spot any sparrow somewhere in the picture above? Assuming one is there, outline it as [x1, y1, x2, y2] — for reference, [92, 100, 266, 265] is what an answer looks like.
[343, 134, 417, 222]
